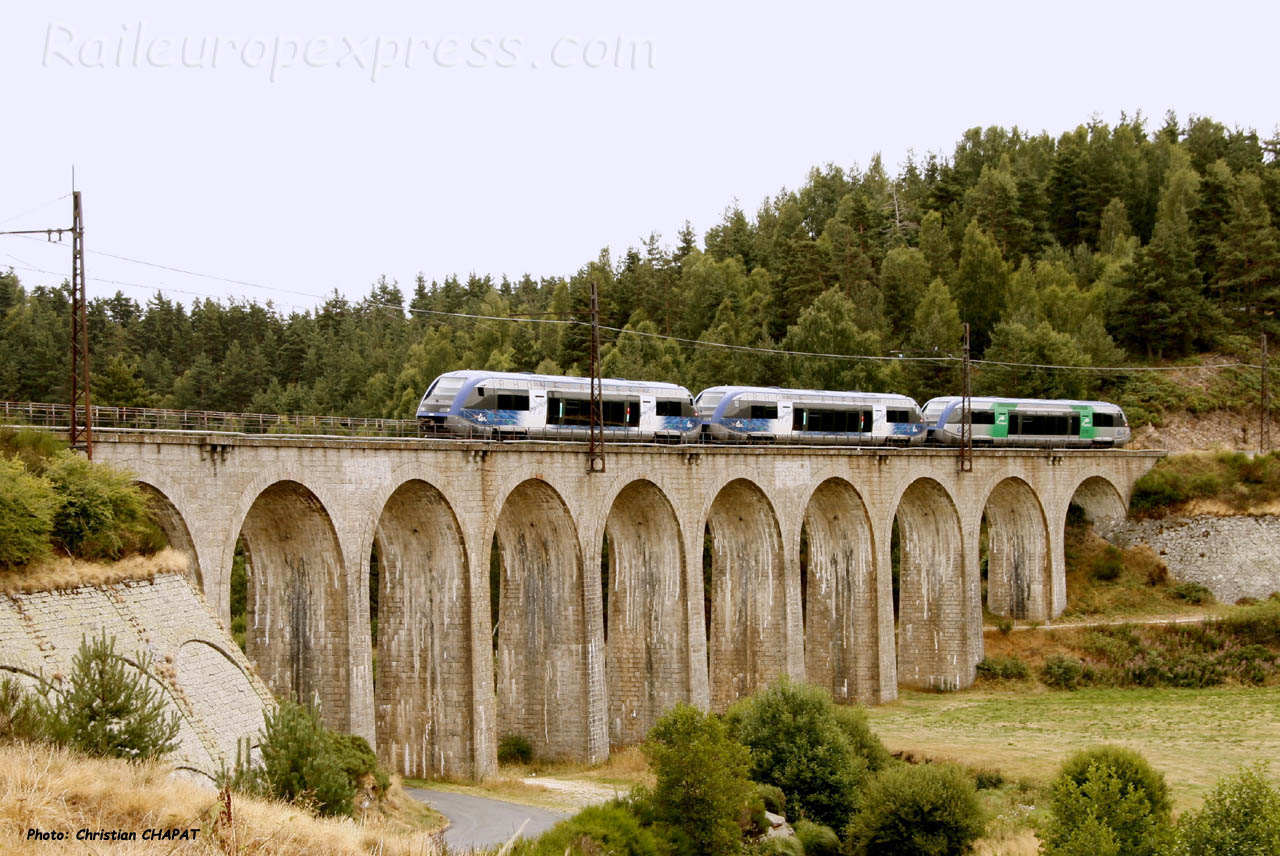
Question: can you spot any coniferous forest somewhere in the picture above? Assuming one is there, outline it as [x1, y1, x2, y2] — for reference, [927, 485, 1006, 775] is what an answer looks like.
[2, 113, 1278, 422]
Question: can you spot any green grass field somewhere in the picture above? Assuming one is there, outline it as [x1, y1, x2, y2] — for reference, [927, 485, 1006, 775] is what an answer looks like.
[863, 685, 1280, 808]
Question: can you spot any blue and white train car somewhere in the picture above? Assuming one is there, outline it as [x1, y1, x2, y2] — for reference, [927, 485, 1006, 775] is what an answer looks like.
[695, 386, 926, 445]
[921, 396, 1131, 447]
[416, 370, 700, 442]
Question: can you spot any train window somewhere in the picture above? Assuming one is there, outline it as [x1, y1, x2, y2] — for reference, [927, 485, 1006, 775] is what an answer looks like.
[1012, 414, 1074, 435]
[601, 398, 641, 427]
[1093, 412, 1115, 428]
[656, 399, 690, 417]
[750, 404, 778, 420]
[547, 395, 591, 425]
[496, 393, 529, 411]
[795, 408, 870, 432]
[886, 409, 911, 424]
[971, 411, 995, 425]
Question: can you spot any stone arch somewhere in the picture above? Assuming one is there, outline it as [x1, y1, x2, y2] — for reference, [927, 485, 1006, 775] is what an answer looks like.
[800, 478, 877, 703]
[601, 479, 687, 747]
[237, 480, 350, 730]
[705, 478, 787, 712]
[134, 482, 201, 590]
[983, 478, 1051, 621]
[894, 478, 968, 690]
[493, 479, 590, 761]
[372, 479, 472, 778]
[1069, 475, 1128, 523]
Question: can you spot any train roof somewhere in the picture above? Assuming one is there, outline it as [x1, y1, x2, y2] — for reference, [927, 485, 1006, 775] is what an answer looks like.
[922, 396, 1124, 410]
[433, 370, 692, 394]
[697, 385, 920, 405]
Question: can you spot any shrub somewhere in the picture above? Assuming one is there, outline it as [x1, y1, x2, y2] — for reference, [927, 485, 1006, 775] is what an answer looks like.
[1090, 546, 1124, 581]
[45, 632, 180, 761]
[251, 699, 355, 817]
[1173, 764, 1280, 856]
[996, 615, 1014, 635]
[729, 679, 866, 829]
[830, 704, 892, 773]
[844, 763, 985, 856]
[1041, 655, 1085, 690]
[0, 676, 48, 742]
[514, 802, 659, 856]
[643, 702, 752, 856]
[744, 836, 804, 856]
[1217, 598, 1280, 646]
[793, 820, 840, 856]
[498, 733, 534, 765]
[755, 782, 786, 816]
[1043, 746, 1172, 856]
[44, 452, 161, 561]
[0, 455, 56, 569]
[329, 731, 389, 793]
[976, 655, 1031, 681]
[1171, 582, 1214, 604]
[970, 766, 1005, 790]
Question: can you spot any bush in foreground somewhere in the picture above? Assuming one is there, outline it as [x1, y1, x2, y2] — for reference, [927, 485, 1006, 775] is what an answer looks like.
[793, 819, 841, 856]
[729, 678, 866, 829]
[1042, 746, 1171, 856]
[1172, 764, 1280, 856]
[830, 703, 892, 773]
[843, 763, 984, 856]
[643, 702, 752, 856]
[513, 802, 659, 856]
[44, 451, 161, 561]
[0, 455, 56, 569]
[237, 699, 356, 817]
[47, 632, 180, 762]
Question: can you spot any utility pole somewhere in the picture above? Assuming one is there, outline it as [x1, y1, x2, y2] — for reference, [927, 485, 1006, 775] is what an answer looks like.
[587, 280, 605, 473]
[959, 323, 972, 472]
[69, 191, 92, 458]
[0, 189, 90, 457]
[1262, 333, 1271, 454]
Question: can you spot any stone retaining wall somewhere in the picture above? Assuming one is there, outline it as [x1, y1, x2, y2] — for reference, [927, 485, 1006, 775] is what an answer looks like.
[1098, 515, 1280, 604]
[0, 573, 274, 782]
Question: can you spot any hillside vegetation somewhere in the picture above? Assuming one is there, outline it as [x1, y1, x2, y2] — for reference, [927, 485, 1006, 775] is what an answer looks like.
[1131, 450, 1280, 515]
[1, 114, 1277, 427]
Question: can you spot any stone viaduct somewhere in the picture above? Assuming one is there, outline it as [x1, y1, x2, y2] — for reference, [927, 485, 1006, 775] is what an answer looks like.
[90, 431, 1161, 781]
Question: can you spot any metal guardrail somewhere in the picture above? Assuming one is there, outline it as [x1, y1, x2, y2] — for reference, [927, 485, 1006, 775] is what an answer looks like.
[0, 401, 423, 438]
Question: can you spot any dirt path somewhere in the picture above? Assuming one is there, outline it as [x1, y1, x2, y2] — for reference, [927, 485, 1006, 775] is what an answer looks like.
[985, 612, 1216, 633]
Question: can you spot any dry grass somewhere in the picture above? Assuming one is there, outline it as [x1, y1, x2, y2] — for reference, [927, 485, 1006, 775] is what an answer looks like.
[0, 741, 444, 855]
[1060, 521, 1210, 619]
[0, 548, 188, 595]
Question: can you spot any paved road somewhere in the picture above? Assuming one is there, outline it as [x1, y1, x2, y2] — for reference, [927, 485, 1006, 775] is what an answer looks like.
[407, 787, 568, 851]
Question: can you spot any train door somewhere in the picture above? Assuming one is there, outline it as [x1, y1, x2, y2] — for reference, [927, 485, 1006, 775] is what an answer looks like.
[640, 396, 655, 434]
[991, 403, 1013, 439]
[777, 401, 793, 441]
[1072, 405, 1095, 440]
[529, 389, 548, 435]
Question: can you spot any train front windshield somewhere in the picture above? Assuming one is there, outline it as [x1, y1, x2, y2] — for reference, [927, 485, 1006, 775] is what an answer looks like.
[420, 377, 465, 412]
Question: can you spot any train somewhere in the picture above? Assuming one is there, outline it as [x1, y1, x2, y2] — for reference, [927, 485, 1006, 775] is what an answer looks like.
[921, 396, 1130, 448]
[415, 370, 1131, 448]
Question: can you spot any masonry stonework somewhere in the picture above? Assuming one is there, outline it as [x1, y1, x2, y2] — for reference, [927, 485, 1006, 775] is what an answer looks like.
[89, 432, 1160, 777]
[0, 574, 273, 782]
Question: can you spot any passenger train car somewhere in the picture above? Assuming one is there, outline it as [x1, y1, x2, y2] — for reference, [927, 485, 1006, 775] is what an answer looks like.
[921, 396, 1131, 448]
[695, 385, 926, 445]
[416, 370, 700, 442]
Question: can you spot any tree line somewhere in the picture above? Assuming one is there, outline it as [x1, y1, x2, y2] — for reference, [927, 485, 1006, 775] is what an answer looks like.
[1, 112, 1278, 417]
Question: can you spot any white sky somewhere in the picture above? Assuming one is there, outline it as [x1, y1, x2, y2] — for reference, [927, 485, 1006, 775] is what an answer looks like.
[1, 0, 1276, 312]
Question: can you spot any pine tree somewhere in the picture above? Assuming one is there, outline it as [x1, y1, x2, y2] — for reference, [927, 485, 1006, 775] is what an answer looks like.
[918, 210, 955, 284]
[1214, 171, 1280, 334]
[879, 247, 932, 342]
[953, 221, 1009, 353]
[47, 633, 180, 761]
[903, 278, 963, 401]
[1113, 148, 1217, 357]
[781, 288, 885, 392]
